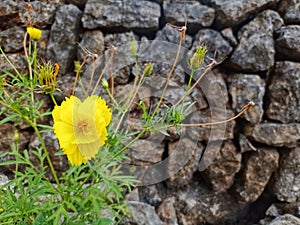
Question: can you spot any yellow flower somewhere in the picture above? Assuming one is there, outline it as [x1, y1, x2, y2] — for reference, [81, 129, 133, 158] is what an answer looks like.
[52, 95, 112, 166]
[26, 26, 42, 41]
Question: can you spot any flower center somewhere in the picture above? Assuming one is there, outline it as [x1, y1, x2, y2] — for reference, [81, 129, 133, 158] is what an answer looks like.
[77, 120, 88, 132]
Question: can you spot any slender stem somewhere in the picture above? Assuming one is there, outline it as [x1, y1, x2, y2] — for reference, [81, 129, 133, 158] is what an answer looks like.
[0, 47, 21, 78]
[150, 27, 186, 122]
[180, 102, 255, 127]
[180, 68, 195, 113]
[113, 129, 146, 158]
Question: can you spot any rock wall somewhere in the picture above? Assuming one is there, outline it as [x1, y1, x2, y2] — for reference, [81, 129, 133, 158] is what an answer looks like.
[0, 0, 300, 225]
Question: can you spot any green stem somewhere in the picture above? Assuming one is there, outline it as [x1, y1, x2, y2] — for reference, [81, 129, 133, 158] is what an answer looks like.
[113, 129, 146, 158]
[0, 47, 21, 78]
[180, 68, 195, 113]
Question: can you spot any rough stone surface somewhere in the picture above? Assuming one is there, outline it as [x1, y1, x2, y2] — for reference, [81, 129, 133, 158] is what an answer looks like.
[47, 4, 82, 73]
[237, 148, 279, 203]
[193, 29, 233, 63]
[121, 201, 163, 225]
[125, 138, 165, 166]
[281, 0, 300, 24]
[271, 147, 300, 202]
[167, 139, 203, 188]
[77, 30, 104, 62]
[203, 0, 280, 28]
[82, 0, 160, 31]
[176, 183, 245, 225]
[266, 61, 300, 123]
[230, 10, 284, 72]
[163, 1, 215, 32]
[275, 25, 300, 62]
[155, 25, 193, 49]
[228, 74, 265, 124]
[157, 197, 178, 225]
[244, 123, 300, 147]
[221, 27, 238, 47]
[0, 26, 25, 52]
[239, 134, 257, 153]
[203, 140, 242, 191]
[260, 214, 300, 225]
[265, 203, 300, 218]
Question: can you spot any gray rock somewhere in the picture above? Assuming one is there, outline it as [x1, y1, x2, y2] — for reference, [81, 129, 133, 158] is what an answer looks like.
[0, 54, 28, 74]
[238, 148, 279, 203]
[125, 138, 165, 166]
[138, 185, 162, 207]
[271, 147, 300, 202]
[193, 29, 233, 63]
[163, 1, 215, 31]
[275, 25, 300, 62]
[221, 27, 238, 47]
[47, 4, 82, 74]
[261, 214, 300, 225]
[66, 0, 87, 8]
[157, 197, 178, 225]
[122, 201, 163, 225]
[167, 139, 203, 188]
[0, 26, 25, 52]
[203, 140, 242, 191]
[176, 183, 244, 225]
[265, 203, 300, 218]
[230, 10, 284, 72]
[204, 0, 280, 28]
[155, 25, 193, 49]
[228, 74, 266, 124]
[0, 0, 23, 30]
[281, 0, 300, 24]
[244, 123, 300, 148]
[82, 0, 160, 31]
[77, 30, 105, 62]
[266, 61, 300, 123]
[239, 134, 257, 153]
[20, 1, 58, 28]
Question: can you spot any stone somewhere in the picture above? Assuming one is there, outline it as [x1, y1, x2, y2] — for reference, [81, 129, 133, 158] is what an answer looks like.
[103, 32, 138, 85]
[0, 0, 23, 30]
[221, 27, 238, 47]
[20, 1, 58, 28]
[121, 201, 163, 225]
[261, 214, 300, 225]
[155, 25, 193, 49]
[157, 197, 178, 225]
[29, 131, 68, 178]
[125, 138, 165, 166]
[193, 29, 233, 63]
[271, 147, 300, 202]
[275, 25, 300, 62]
[82, 0, 160, 31]
[265, 203, 300, 218]
[138, 185, 162, 207]
[0, 54, 28, 74]
[202, 140, 242, 191]
[239, 134, 257, 153]
[266, 61, 300, 123]
[237, 148, 279, 203]
[281, 0, 300, 24]
[188, 108, 235, 142]
[47, 4, 82, 74]
[163, 1, 215, 33]
[0, 26, 25, 52]
[230, 10, 284, 72]
[203, 0, 280, 29]
[66, 0, 87, 8]
[167, 139, 203, 188]
[77, 30, 105, 63]
[176, 183, 245, 225]
[228, 74, 266, 124]
[244, 123, 300, 148]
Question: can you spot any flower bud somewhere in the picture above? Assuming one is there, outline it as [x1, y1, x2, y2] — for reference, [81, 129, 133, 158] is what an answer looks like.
[189, 46, 207, 70]
[26, 27, 42, 41]
[143, 63, 154, 77]
[102, 79, 109, 89]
